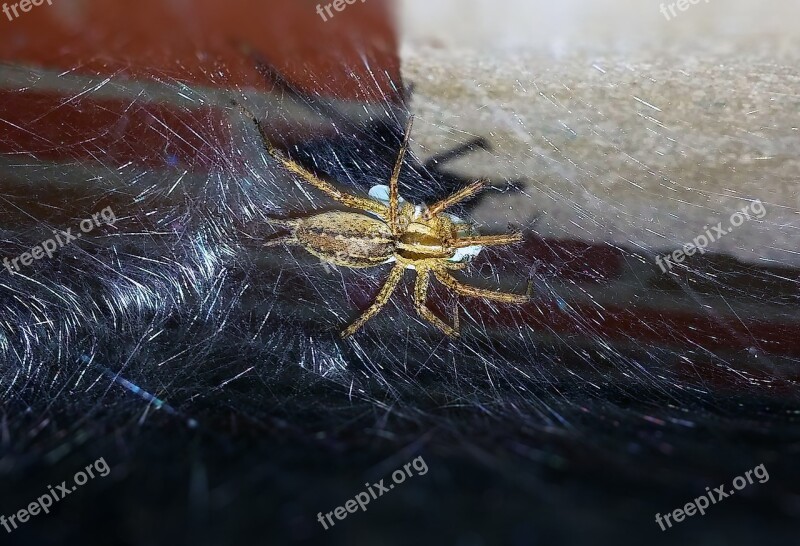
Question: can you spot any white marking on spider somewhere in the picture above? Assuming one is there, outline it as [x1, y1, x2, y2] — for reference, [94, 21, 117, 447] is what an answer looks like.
[367, 184, 483, 268]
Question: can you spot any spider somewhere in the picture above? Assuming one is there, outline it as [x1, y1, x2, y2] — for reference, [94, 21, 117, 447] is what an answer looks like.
[235, 104, 530, 338]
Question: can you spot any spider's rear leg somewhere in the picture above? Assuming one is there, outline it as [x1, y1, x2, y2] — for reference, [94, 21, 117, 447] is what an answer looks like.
[341, 264, 405, 338]
[264, 217, 298, 229]
[261, 217, 299, 247]
[414, 266, 459, 337]
[263, 235, 298, 248]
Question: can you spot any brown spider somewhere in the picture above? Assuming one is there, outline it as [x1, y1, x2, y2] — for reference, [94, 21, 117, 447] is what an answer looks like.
[236, 105, 529, 338]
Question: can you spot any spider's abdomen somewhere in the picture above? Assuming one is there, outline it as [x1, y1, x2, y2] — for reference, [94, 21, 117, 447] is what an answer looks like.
[294, 211, 395, 268]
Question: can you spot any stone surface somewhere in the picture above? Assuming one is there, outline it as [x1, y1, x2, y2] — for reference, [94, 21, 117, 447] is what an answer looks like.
[400, 0, 800, 266]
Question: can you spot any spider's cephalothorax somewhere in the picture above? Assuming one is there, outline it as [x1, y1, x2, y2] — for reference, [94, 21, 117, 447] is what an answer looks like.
[236, 105, 529, 338]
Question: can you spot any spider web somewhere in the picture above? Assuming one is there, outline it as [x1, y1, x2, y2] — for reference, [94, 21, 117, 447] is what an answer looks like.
[1, 15, 799, 546]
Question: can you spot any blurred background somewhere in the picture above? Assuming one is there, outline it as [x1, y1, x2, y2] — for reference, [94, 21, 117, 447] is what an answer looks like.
[1, 1, 799, 545]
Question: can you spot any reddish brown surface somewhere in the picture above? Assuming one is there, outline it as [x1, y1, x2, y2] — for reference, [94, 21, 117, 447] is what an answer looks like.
[0, 90, 231, 169]
[0, 1, 402, 182]
[0, 0, 401, 102]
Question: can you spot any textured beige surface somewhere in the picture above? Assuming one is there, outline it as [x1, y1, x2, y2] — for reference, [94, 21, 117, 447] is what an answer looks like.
[399, 1, 800, 266]
[401, 0, 800, 54]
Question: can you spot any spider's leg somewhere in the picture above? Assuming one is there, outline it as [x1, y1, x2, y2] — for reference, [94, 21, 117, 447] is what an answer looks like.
[261, 217, 299, 246]
[264, 217, 298, 229]
[424, 179, 487, 219]
[263, 234, 298, 248]
[340, 264, 405, 338]
[451, 232, 523, 249]
[234, 102, 387, 215]
[452, 298, 460, 332]
[433, 270, 529, 304]
[389, 116, 414, 237]
[421, 137, 525, 210]
[413, 266, 459, 337]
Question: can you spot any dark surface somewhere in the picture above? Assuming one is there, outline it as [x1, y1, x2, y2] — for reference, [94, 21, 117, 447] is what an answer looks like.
[1, 356, 798, 546]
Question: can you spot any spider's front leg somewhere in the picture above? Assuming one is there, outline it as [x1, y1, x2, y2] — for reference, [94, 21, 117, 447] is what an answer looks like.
[423, 179, 487, 220]
[388, 116, 412, 236]
[233, 102, 387, 215]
